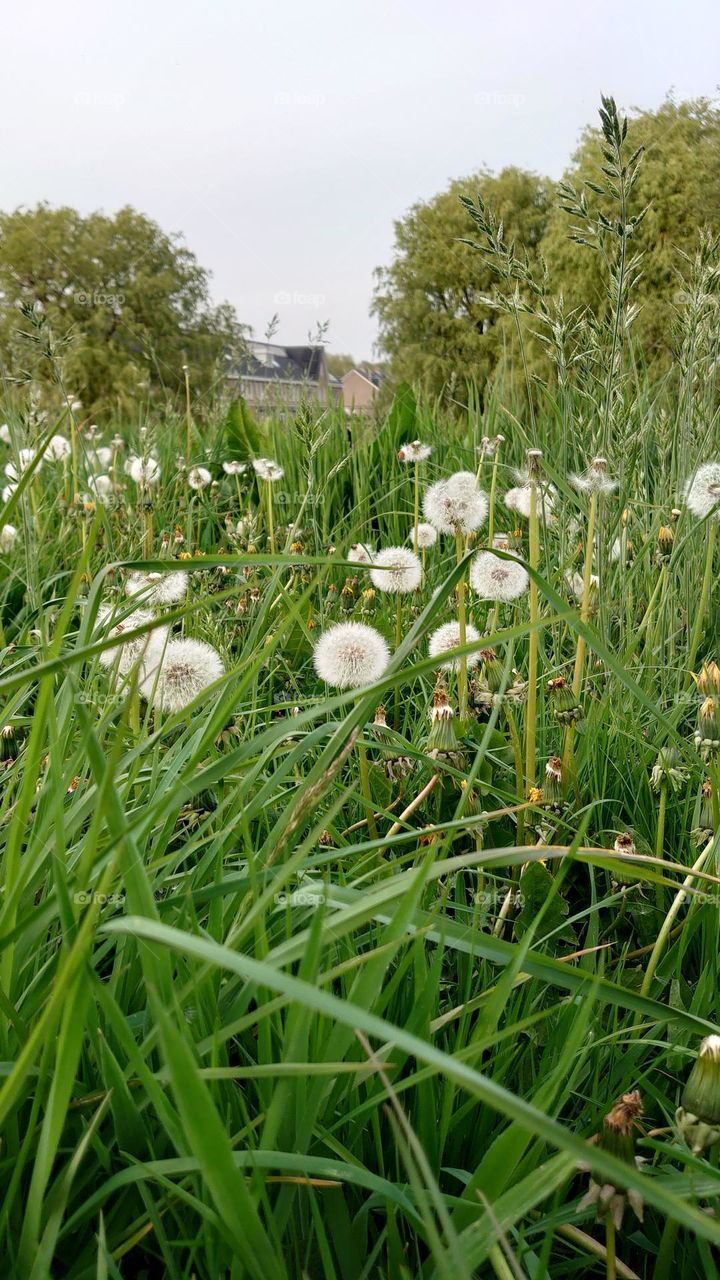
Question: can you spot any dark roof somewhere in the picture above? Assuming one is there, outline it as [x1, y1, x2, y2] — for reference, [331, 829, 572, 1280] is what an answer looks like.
[228, 342, 335, 384]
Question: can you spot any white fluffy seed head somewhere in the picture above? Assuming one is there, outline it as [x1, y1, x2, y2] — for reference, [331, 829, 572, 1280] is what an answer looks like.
[0, 524, 18, 552]
[188, 465, 212, 490]
[505, 482, 555, 521]
[89, 446, 112, 469]
[398, 440, 432, 462]
[428, 621, 482, 673]
[253, 457, 284, 482]
[0, 424, 11, 445]
[313, 622, 390, 689]
[140, 637, 225, 712]
[128, 455, 160, 486]
[125, 570, 188, 606]
[683, 462, 720, 520]
[423, 472, 488, 535]
[222, 460, 247, 475]
[45, 434, 71, 461]
[369, 546, 423, 593]
[570, 457, 617, 495]
[88, 474, 113, 500]
[414, 522, 438, 549]
[347, 542, 374, 565]
[699, 1035, 720, 1060]
[470, 550, 529, 601]
[95, 605, 166, 675]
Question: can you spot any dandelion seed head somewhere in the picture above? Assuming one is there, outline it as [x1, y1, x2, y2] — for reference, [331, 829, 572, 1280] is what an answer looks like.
[0, 425, 10, 445]
[683, 462, 720, 520]
[222, 460, 247, 475]
[428, 621, 482, 673]
[347, 542, 374, 565]
[141, 637, 225, 712]
[571, 456, 618, 495]
[398, 440, 432, 463]
[125, 570, 188, 606]
[369, 546, 422, 593]
[313, 621, 390, 688]
[95, 605, 164, 675]
[253, 457, 284, 482]
[414, 522, 438, 549]
[1, 484, 16, 503]
[187, 465, 212, 490]
[128, 455, 160, 486]
[423, 472, 488, 535]
[45, 434, 71, 461]
[0, 524, 18, 552]
[88, 473, 113, 500]
[470, 550, 529, 601]
[89, 446, 112, 469]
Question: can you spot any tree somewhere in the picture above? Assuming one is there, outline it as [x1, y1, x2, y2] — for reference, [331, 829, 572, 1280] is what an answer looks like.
[326, 352, 356, 378]
[372, 168, 554, 400]
[543, 97, 720, 369]
[0, 204, 243, 416]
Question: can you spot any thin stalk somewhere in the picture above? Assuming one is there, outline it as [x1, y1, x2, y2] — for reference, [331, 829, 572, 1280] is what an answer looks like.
[572, 489, 599, 699]
[455, 530, 468, 723]
[638, 838, 716, 1008]
[505, 706, 525, 846]
[184, 364, 192, 461]
[356, 742, 377, 842]
[487, 445, 501, 547]
[524, 483, 540, 791]
[265, 481, 275, 554]
[687, 520, 717, 679]
[654, 782, 668, 911]
[413, 461, 420, 553]
[605, 1217, 616, 1280]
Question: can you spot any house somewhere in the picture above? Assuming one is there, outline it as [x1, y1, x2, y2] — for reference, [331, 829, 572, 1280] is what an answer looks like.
[226, 341, 342, 415]
[342, 365, 386, 415]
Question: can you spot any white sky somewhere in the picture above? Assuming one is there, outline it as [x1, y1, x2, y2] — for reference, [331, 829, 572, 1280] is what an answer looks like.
[3, 0, 719, 359]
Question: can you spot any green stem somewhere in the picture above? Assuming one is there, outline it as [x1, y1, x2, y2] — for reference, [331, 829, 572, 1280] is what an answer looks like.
[605, 1216, 616, 1280]
[524, 484, 540, 793]
[357, 742, 377, 841]
[456, 530, 468, 724]
[572, 489, 598, 700]
[654, 781, 668, 911]
[505, 706, 525, 846]
[413, 462, 420, 554]
[687, 520, 717, 679]
[266, 482, 275, 554]
[638, 839, 715, 1007]
[487, 447, 501, 548]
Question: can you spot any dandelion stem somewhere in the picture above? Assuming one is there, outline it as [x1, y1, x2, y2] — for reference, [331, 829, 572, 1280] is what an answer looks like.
[184, 364, 192, 461]
[455, 530, 468, 723]
[487, 444, 501, 548]
[605, 1217, 616, 1280]
[572, 489, 598, 699]
[413, 461, 420, 554]
[524, 482, 540, 791]
[266, 481, 275, 554]
[687, 519, 717, 679]
[654, 780, 668, 911]
[357, 741, 377, 841]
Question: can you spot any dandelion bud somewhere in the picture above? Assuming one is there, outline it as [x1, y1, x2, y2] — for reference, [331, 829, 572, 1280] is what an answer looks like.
[695, 696, 720, 759]
[676, 1036, 720, 1154]
[696, 660, 720, 695]
[612, 832, 639, 886]
[427, 684, 459, 758]
[0, 724, 17, 763]
[479, 647, 504, 695]
[650, 746, 688, 793]
[657, 526, 674, 563]
[578, 1092, 644, 1230]
[547, 676, 583, 725]
[526, 448, 542, 481]
[544, 755, 565, 810]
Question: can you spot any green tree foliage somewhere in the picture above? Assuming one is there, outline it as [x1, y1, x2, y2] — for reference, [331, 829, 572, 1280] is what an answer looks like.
[0, 204, 243, 416]
[372, 168, 554, 400]
[374, 98, 720, 396]
[544, 96, 720, 368]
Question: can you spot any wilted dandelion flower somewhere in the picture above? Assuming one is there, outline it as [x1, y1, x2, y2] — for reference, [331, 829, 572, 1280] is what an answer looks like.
[128, 455, 160, 486]
[414, 522, 438, 549]
[428, 621, 482, 673]
[570, 456, 618, 495]
[222, 460, 247, 475]
[313, 621, 390, 688]
[141, 638, 225, 712]
[126, 570, 187, 606]
[253, 457, 284, 482]
[398, 440, 432, 462]
[95, 605, 164, 675]
[470, 550, 529, 601]
[0, 524, 18, 552]
[476, 434, 505, 459]
[45, 434, 71, 461]
[187, 465, 212, 490]
[370, 547, 422, 593]
[683, 462, 720, 520]
[347, 542, 374, 565]
[423, 472, 488, 535]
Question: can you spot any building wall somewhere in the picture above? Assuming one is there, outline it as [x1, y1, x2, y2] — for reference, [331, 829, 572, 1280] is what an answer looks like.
[342, 370, 378, 414]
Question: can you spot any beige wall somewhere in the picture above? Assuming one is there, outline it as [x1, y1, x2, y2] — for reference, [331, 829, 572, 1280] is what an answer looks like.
[342, 369, 377, 414]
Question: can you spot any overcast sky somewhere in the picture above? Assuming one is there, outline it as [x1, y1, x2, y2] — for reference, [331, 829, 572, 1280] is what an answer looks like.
[4, 0, 719, 359]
